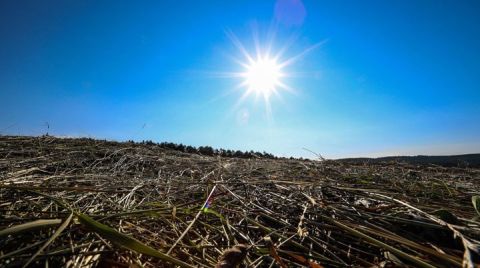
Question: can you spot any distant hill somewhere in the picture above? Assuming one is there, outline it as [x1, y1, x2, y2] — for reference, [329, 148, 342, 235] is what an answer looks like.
[338, 154, 480, 168]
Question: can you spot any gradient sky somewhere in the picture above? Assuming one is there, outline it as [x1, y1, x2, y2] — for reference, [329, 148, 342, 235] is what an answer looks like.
[1, 0, 479, 158]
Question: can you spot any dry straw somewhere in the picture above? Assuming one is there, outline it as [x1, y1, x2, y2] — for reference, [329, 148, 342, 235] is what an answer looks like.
[0, 135, 479, 267]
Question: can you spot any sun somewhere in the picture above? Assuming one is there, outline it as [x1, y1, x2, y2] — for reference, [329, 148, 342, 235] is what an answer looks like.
[220, 30, 323, 116]
[244, 57, 282, 97]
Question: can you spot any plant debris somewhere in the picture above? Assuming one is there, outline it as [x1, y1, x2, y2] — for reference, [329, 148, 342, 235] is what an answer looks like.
[1, 135, 479, 267]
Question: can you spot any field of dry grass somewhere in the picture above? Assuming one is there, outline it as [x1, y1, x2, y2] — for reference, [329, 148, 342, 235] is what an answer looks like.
[0, 135, 479, 267]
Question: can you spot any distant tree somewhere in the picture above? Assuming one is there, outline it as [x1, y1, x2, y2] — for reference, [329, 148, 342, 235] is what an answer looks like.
[233, 150, 242, 158]
[185, 145, 196, 153]
[177, 143, 186, 152]
[142, 140, 280, 159]
[144, 140, 155, 145]
[198, 146, 214, 156]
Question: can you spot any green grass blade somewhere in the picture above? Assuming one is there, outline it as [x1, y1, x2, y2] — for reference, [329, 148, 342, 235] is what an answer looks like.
[0, 219, 62, 237]
[76, 212, 194, 268]
[203, 208, 225, 221]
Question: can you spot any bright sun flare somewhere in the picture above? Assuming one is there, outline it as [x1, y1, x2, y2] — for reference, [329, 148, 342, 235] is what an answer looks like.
[222, 30, 322, 116]
[244, 57, 282, 97]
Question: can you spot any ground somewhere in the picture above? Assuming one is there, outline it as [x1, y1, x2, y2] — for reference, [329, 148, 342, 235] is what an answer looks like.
[0, 135, 479, 267]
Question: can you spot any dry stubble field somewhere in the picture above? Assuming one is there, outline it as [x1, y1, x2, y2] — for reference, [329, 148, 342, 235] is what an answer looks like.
[0, 136, 479, 267]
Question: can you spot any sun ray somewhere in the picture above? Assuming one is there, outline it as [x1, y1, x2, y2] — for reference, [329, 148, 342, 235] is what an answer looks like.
[251, 24, 262, 62]
[278, 40, 328, 69]
[272, 32, 301, 62]
[264, 21, 278, 58]
[225, 30, 255, 64]
[276, 81, 297, 94]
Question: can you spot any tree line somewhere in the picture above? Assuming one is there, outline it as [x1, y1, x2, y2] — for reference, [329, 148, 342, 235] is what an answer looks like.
[136, 140, 277, 159]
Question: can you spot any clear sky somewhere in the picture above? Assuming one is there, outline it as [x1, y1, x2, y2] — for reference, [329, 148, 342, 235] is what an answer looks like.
[1, 0, 479, 158]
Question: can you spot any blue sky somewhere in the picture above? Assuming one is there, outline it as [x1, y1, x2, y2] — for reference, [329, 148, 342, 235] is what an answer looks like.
[1, 0, 479, 158]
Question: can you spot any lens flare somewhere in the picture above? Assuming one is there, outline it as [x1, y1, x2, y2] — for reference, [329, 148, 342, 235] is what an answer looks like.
[244, 57, 282, 97]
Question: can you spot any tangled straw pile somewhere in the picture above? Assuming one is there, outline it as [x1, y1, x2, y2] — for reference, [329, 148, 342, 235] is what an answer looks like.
[1, 135, 479, 267]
